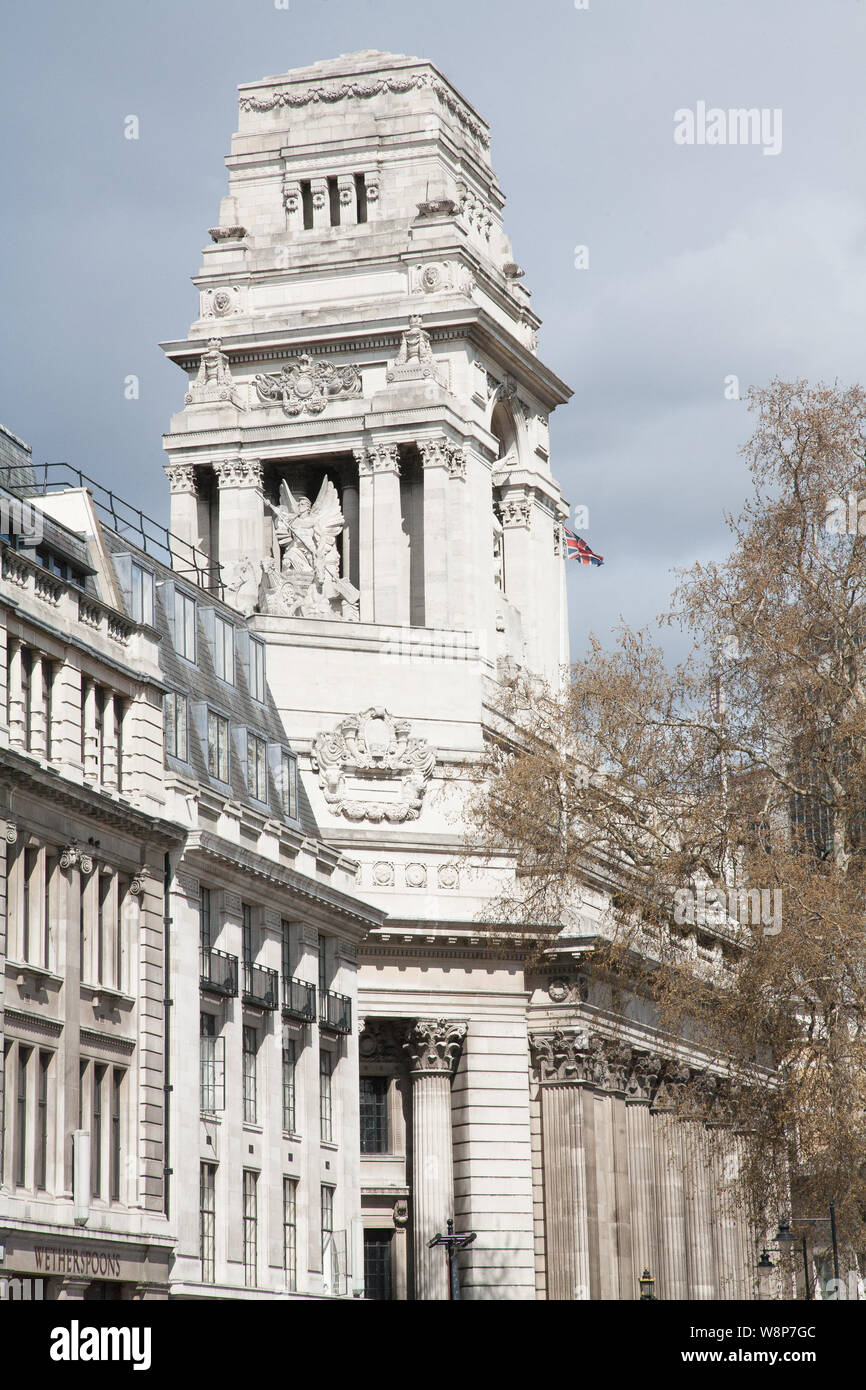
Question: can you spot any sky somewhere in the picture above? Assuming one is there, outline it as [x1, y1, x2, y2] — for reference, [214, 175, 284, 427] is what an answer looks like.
[2, 0, 866, 661]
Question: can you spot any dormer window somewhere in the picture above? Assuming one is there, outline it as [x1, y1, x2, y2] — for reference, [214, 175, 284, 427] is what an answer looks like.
[214, 614, 234, 685]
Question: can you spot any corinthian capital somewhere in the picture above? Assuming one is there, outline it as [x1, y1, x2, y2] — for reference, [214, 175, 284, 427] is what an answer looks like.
[212, 458, 264, 490]
[164, 463, 198, 495]
[355, 444, 401, 476]
[404, 1018, 467, 1075]
[529, 1028, 590, 1084]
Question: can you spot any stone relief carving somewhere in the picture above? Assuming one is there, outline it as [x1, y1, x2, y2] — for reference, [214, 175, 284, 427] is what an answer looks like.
[359, 1019, 406, 1062]
[254, 353, 363, 417]
[238, 74, 490, 151]
[311, 707, 436, 823]
[185, 339, 241, 406]
[404, 1019, 468, 1075]
[386, 315, 447, 387]
[200, 286, 242, 319]
[261, 477, 359, 621]
[418, 438, 466, 481]
[496, 499, 532, 529]
[546, 976, 589, 1004]
[409, 261, 475, 297]
[60, 843, 94, 874]
[372, 861, 395, 887]
[405, 863, 427, 889]
[456, 182, 494, 240]
[437, 864, 459, 891]
[222, 557, 262, 618]
[165, 464, 198, 495]
[5, 822, 17, 845]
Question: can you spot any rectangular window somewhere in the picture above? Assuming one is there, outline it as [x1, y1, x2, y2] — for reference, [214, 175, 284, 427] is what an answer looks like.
[283, 1177, 297, 1293]
[247, 732, 268, 802]
[36, 1050, 50, 1191]
[21, 646, 32, 751]
[249, 638, 266, 703]
[355, 172, 368, 224]
[360, 1076, 389, 1155]
[320, 1048, 333, 1144]
[92, 1063, 106, 1197]
[200, 1162, 216, 1285]
[243, 1024, 257, 1125]
[97, 873, 112, 985]
[281, 750, 298, 819]
[130, 562, 154, 626]
[110, 1068, 122, 1202]
[44, 660, 54, 761]
[318, 934, 328, 999]
[364, 1231, 394, 1301]
[22, 844, 38, 962]
[164, 691, 188, 761]
[207, 710, 229, 781]
[327, 175, 340, 226]
[44, 853, 56, 970]
[15, 1046, 30, 1187]
[200, 886, 212, 952]
[115, 697, 125, 791]
[200, 1012, 225, 1112]
[94, 686, 105, 782]
[176, 591, 197, 662]
[282, 1028, 296, 1134]
[243, 1170, 258, 1288]
[321, 1183, 334, 1266]
[281, 918, 293, 982]
[301, 179, 314, 229]
[214, 615, 234, 684]
[242, 902, 252, 965]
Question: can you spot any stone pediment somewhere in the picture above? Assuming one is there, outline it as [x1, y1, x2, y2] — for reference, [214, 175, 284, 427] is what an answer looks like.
[311, 707, 436, 823]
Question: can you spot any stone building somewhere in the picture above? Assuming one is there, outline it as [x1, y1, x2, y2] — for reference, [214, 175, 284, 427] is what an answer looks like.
[157, 50, 761, 1301]
[0, 430, 382, 1300]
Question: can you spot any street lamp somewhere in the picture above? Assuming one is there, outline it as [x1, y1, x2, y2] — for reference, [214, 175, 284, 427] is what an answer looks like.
[638, 1268, 656, 1300]
[771, 1205, 840, 1300]
[428, 1218, 477, 1301]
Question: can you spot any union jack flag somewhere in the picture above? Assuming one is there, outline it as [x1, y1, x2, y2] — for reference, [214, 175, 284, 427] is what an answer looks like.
[563, 526, 604, 566]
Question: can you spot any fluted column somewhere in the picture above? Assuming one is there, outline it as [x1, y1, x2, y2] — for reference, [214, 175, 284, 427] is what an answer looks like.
[531, 1029, 593, 1300]
[625, 1053, 662, 1296]
[405, 1019, 467, 1301]
[101, 692, 118, 792]
[82, 679, 99, 784]
[710, 1116, 741, 1300]
[652, 1066, 690, 1300]
[341, 480, 360, 590]
[684, 1074, 717, 1299]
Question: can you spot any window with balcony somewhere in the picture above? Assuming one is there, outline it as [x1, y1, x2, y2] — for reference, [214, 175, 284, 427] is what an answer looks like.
[282, 1028, 296, 1134]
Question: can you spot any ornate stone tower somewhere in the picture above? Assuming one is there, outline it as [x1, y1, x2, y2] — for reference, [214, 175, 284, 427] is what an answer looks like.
[161, 50, 574, 1301]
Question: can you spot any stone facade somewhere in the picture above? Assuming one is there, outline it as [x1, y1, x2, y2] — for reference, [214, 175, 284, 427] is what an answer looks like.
[0, 52, 762, 1302]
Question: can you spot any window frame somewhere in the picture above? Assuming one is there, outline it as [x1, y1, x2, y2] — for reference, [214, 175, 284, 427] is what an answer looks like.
[247, 730, 268, 803]
[207, 709, 230, 782]
[176, 590, 198, 663]
[164, 690, 189, 762]
[130, 561, 155, 626]
[213, 614, 235, 686]
[249, 637, 266, 703]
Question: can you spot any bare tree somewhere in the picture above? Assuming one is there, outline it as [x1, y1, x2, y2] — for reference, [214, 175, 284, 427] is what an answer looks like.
[467, 380, 866, 1253]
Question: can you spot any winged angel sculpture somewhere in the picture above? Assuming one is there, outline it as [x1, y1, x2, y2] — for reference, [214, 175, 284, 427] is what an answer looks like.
[261, 477, 360, 621]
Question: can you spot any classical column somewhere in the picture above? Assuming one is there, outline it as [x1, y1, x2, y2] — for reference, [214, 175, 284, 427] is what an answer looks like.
[164, 463, 201, 562]
[405, 1019, 467, 1301]
[213, 458, 266, 579]
[311, 178, 330, 230]
[81, 679, 99, 784]
[683, 1074, 718, 1299]
[29, 654, 47, 760]
[530, 1029, 593, 1300]
[101, 692, 118, 793]
[625, 1052, 662, 1298]
[356, 444, 408, 626]
[652, 1065, 690, 1300]
[419, 438, 451, 629]
[7, 639, 25, 748]
[341, 478, 360, 591]
[337, 173, 357, 226]
[710, 1105, 741, 1301]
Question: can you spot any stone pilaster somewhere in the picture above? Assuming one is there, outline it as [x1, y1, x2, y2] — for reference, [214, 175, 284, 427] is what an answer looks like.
[419, 437, 467, 630]
[7, 639, 25, 749]
[356, 444, 408, 626]
[405, 1018, 467, 1300]
[165, 464, 202, 563]
[29, 654, 47, 760]
[684, 1074, 719, 1299]
[651, 1065, 691, 1301]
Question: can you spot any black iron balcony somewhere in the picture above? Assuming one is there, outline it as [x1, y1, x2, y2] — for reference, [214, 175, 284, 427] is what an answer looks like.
[200, 946, 238, 997]
[282, 974, 316, 1023]
[319, 987, 352, 1035]
[242, 960, 279, 1010]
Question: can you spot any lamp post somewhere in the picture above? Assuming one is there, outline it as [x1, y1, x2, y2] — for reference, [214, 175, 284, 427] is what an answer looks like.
[428, 1218, 477, 1301]
[638, 1268, 657, 1300]
[767, 1208, 841, 1300]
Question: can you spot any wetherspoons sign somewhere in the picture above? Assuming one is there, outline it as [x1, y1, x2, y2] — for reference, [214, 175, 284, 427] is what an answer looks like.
[33, 1247, 122, 1278]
